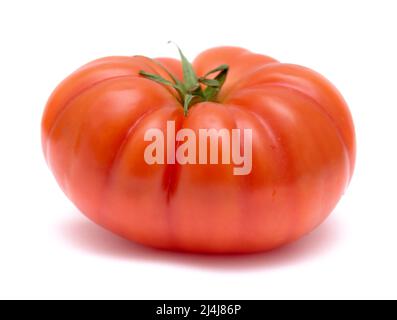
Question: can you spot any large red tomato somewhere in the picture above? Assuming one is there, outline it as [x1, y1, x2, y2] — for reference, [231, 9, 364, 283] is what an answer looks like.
[42, 46, 355, 253]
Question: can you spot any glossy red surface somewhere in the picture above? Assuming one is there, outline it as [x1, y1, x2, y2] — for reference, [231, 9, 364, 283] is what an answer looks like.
[42, 47, 355, 253]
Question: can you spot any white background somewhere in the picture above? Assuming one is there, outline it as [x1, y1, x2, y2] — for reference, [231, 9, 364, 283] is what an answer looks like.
[0, 0, 396, 300]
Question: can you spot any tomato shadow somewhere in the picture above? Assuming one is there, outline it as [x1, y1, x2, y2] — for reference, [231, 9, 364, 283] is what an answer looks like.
[57, 213, 344, 271]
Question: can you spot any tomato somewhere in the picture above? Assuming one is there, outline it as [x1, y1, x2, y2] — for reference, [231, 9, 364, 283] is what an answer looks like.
[42, 46, 355, 253]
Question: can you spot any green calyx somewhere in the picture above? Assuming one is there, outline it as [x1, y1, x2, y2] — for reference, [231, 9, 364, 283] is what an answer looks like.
[139, 44, 229, 116]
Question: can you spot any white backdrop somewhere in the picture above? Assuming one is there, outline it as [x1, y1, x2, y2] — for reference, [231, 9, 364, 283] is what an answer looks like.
[0, 0, 396, 299]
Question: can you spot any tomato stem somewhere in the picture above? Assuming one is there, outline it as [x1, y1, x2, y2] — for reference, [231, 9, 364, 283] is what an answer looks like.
[139, 44, 229, 116]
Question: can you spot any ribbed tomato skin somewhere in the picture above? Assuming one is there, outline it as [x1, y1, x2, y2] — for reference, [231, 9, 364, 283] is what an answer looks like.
[42, 47, 355, 253]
